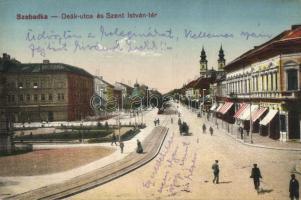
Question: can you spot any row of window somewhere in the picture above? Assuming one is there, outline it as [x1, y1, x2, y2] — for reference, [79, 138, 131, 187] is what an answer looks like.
[8, 81, 66, 89]
[7, 93, 65, 103]
[226, 72, 279, 94]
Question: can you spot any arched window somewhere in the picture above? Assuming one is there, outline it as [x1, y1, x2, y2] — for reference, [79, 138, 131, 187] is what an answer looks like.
[284, 61, 299, 91]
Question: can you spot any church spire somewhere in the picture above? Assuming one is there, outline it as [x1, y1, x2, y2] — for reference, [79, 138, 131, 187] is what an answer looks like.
[200, 46, 208, 77]
[218, 45, 225, 71]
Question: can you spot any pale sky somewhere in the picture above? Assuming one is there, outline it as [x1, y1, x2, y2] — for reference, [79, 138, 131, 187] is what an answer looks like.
[0, 0, 301, 93]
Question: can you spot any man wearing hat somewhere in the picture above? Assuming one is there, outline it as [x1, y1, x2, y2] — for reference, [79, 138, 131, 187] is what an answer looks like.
[289, 173, 299, 200]
[212, 160, 220, 184]
[250, 163, 262, 191]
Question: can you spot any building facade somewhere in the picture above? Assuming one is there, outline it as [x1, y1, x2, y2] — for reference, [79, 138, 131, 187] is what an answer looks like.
[214, 25, 301, 141]
[1, 55, 94, 122]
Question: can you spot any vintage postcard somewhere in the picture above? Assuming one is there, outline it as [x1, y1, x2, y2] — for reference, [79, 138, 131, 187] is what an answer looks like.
[0, 0, 301, 199]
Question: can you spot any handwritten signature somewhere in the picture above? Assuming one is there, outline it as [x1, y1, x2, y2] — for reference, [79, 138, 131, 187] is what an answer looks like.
[25, 26, 273, 57]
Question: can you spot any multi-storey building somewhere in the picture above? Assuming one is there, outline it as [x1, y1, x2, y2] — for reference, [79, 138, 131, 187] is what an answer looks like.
[214, 25, 301, 141]
[1, 54, 94, 122]
[115, 82, 134, 110]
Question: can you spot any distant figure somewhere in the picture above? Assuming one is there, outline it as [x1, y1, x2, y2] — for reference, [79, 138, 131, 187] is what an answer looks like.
[202, 124, 206, 133]
[119, 141, 124, 153]
[154, 119, 157, 126]
[209, 126, 213, 136]
[111, 133, 117, 146]
[212, 160, 219, 184]
[290, 174, 299, 200]
[239, 127, 244, 140]
[157, 118, 160, 125]
[250, 163, 262, 191]
[136, 139, 143, 154]
[178, 118, 182, 126]
[171, 117, 173, 124]
[215, 121, 219, 129]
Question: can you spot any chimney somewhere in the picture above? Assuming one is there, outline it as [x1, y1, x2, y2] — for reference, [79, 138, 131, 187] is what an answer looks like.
[291, 24, 301, 30]
[43, 59, 50, 64]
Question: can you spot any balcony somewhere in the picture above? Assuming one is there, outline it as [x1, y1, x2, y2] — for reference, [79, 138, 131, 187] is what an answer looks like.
[223, 90, 301, 100]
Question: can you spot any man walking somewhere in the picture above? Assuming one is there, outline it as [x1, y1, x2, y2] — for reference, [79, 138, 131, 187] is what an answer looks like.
[119, 141, 124, 153]
[289, 174, 299, 200]
[209, 126, 213, 136]
[250, 163, 262, 191]
[212, 160, 219, 184]
[202, 123, 206, 133]
[111, 133, 117, 146]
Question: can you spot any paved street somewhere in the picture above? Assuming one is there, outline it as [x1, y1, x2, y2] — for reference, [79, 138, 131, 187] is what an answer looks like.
[70, 102, 301, 200]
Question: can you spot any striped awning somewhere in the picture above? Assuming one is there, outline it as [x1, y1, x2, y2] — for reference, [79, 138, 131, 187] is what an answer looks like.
[251, 108, 267, 122]
[240, 105, 258, 120]
[260, 109, 278, 126]
[234, 103, 248, 118]
[215, 104, 223, 112]
[218, 102, 234, 115]
[210, 103, 217, 111]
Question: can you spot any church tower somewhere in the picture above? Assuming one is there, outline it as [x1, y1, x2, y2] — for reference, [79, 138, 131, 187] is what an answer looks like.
[200, 46, 208, 77]
[218, 45, 225, 71]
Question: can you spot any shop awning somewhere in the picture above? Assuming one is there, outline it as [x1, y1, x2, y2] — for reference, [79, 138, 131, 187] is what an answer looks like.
[218, 102, 234, 115]
[251, 107, 267, 122]
[234, 103, 248, 118]
[259, 109, 278, 126]
[240, 105, 258, 120]
[215, 104, 223, 112]
[210, 103, 217, 111]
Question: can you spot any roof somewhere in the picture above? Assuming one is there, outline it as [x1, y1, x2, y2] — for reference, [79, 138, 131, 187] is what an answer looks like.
[225, 25, 301, 70]
[183, 77, 212, 90]
[101, 79, 114, 87]
[116, 82, 133, 89]
[1, 58, 93, 78]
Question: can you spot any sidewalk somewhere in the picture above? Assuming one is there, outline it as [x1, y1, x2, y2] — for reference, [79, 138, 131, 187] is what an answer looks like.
[180, 103, 301, 151]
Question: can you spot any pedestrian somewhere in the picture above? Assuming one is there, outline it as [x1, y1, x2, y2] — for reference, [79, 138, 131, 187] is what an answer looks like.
[289, 174, 299, 200]
[157, 118, 160, 125]
[239, 127, 244, 140]
[154, 120, 157, 126]
[202, 123, 206, 133]
[119, 141, 124, 153]
[250, 163, 262, 191]
[212, 160, 219, 184]
[136, 139, 143, 154]
[209, 126, 213, 136]
[171, 117, 173, 124]
[178, 118, 182, 126]
[215, 121, 219, 129]
[111, 133, 117, 146]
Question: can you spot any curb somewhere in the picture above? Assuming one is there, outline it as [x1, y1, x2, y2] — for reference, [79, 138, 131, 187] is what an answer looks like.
[206, 118, 301, 152]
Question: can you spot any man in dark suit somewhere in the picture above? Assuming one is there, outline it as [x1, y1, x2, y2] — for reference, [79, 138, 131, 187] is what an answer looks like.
[250, 163, 262, 191]
[290, 174, 299, 200]
[212, 160, 219, 184]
